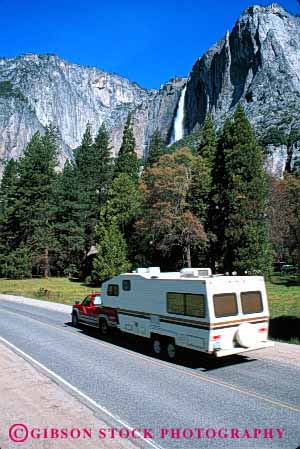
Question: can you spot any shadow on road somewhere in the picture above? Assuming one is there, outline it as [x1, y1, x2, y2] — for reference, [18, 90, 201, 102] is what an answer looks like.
[64, 322, 256, 372]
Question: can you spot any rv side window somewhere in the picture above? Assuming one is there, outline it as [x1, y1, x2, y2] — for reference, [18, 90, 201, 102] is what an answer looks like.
[167, 293, 205, 318]
[122, 280, 131, 291]
[185, 294, 205, 318]
[167, 293, 185, 315]
[213, 293, 238, 318]
[107, 284, 119, 296]
[241, 291, 263, 314]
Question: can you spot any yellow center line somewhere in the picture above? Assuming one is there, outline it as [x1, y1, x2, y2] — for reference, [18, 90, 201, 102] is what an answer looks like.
[1, 305, 299, 413]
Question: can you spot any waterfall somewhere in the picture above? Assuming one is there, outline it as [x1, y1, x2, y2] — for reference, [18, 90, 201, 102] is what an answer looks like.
[170, 85, 187, 144]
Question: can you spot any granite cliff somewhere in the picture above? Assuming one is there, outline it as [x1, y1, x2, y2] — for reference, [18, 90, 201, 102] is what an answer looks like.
[0, 54, 184, 168]
[184, 3, 300, 175]
[1, 3, 300, 176]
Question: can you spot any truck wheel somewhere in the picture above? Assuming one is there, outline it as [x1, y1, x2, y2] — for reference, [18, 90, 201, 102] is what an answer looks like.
[99, 319, 109, 336]
[151, 336, 163, 357]
[72, 312, 79, 327]
[166, 340, 176, 360]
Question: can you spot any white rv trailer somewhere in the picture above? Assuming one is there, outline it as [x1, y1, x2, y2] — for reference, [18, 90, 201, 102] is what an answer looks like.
[101, 267, 273, 358]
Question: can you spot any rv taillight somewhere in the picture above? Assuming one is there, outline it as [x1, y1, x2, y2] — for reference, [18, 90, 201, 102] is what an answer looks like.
[259, 327, 267, 333]
[212, 335, 221, 340]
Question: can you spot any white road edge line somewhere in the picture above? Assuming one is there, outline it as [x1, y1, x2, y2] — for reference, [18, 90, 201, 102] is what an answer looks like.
[0, 335, 166, 449]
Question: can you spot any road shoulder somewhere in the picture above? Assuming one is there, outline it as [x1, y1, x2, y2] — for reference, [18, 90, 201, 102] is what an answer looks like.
[0, 341, 137, 449]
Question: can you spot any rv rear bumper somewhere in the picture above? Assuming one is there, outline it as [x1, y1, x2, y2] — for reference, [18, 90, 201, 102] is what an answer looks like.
[214, 341, 274, 357]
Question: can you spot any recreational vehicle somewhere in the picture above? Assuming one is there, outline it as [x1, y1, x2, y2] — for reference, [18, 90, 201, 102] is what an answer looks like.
[100, 267, 273, 358]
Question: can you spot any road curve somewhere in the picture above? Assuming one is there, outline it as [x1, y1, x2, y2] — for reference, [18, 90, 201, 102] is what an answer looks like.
[0, 299, 299, 449]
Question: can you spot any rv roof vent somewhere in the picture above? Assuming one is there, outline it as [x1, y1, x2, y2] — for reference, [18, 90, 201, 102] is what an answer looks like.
[180, 268, 198, 277]
[147, 267, 161, 275]
[136, 268, 148, 274]
[180, 268, 212, 277]
[197, 268, 212, 277]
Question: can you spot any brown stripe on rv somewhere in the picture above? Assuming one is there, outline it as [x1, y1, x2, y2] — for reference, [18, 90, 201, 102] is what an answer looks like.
[117, 309, 268, 330]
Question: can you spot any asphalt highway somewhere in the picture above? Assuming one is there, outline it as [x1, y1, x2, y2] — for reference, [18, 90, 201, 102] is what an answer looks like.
[0, 299, 299, 449]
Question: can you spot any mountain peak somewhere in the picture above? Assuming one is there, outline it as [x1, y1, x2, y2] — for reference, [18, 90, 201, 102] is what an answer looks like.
[244, 3, 290, 15]
[185, 2, 300, 141]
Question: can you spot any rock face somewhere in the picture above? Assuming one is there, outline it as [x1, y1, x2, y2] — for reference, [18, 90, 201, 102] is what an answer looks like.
[184, 3, 300, 172]
[0, 54, 184, 168]
[111, 77, 186, 158]
[1, 4, 300, 175]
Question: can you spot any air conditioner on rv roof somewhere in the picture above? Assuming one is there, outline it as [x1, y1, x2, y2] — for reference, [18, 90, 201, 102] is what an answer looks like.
[136, 267, 161, 275]
[180, 268, 212, 277]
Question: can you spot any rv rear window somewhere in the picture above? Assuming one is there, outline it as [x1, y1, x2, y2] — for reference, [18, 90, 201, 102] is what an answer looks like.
[213, 294, 238, 318]
[167, 293, 205, 318]
[241, 291, 263, 314]
[107, 284, 119, 296]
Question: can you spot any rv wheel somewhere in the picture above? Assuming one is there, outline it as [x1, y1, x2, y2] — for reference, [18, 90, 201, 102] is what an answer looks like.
[99, 319, 109, 336]
[166, 341, 176, 360]
[152, 337, 163, 356]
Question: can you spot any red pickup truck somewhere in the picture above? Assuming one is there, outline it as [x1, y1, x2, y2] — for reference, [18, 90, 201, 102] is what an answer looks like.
[71, 293, 118, 335]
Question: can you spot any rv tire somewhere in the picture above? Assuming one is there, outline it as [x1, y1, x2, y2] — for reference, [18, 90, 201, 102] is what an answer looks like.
[151, 335, 164, 357]
[99, 319, 109, 336]
[166, 340, 176, 360]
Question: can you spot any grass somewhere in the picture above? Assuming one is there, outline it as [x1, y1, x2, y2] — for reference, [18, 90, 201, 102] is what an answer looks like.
[274, 337, 300, 345]
[0, 277, 99, 304]
[266, 274, 300, 344]
[266, 274, 300, 318]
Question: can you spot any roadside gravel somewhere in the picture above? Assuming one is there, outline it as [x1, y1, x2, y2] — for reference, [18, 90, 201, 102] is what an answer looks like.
[0, 341, 138, 449]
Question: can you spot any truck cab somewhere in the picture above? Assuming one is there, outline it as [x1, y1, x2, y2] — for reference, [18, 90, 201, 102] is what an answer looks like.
[71, 292, 118, 334]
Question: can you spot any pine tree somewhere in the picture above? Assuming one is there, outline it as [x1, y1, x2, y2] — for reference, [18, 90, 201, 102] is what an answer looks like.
[74, 122, 113, 254]
[74, 122, 94, 181]
[16, 126, 59, 277]
[0, 246, 31, 279]
[0, 159, 18, 214]
[145, 129, 164, 168]
[92, 207, 131, 284]
[93, 123, 113, 203]
[198, 113, 217, 163]
[189, 155, 211, 225]
[106, 173, 141, 230]
[53, 160, 85, 276]
[207, 118, 232, 271]
[0, 159, 29, 278]
[186, 115, 217, 266]
[76, 122, 112, 199]
[0, 159, 19, 250]
[191, 114, 217, 237]
[212, 105, 272, 274]
[114, 113, 139, 181]
[105, 173, 141, 265]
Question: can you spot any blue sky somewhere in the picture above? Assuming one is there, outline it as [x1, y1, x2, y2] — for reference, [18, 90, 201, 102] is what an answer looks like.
[1, 0, 298, 88]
